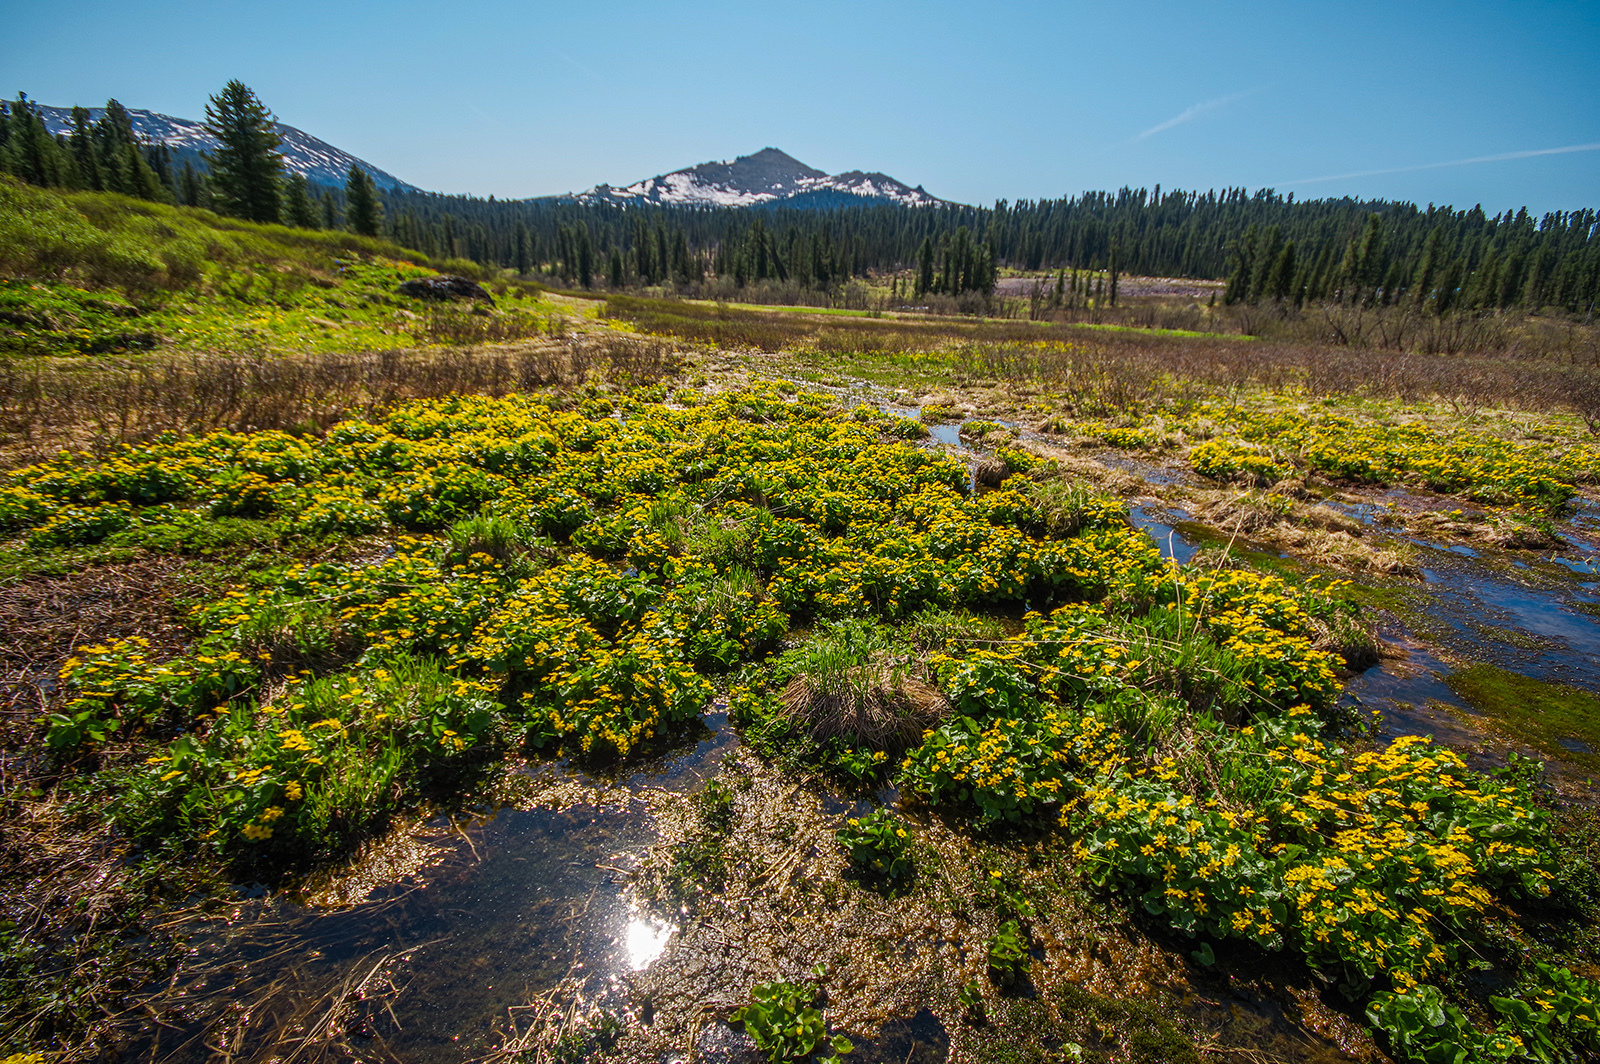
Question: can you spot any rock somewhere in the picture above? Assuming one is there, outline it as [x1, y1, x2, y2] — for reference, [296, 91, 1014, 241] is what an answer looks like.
[397, 275, 495, 305]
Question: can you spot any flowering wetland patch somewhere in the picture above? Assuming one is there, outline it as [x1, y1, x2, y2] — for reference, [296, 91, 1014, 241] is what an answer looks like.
[4, 174, 1600, 1062]
[4, 369, 1599, 1064]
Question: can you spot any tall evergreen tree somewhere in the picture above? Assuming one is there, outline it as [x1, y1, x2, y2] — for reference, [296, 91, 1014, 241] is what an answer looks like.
[283, 173, 319, 228]
[1267, 241, 1297, 302]
[577, 223, 594, 288]
[179, 162, 204, 207]
[69, 106, 100, 190]
[1224, 225, 1257, 304]
[916, 237, 935, 297]
[1, 95, 58, 187]
[203, 81, 283, 223]
[514, 219, 531, 274]
[344, 163, 382, 236]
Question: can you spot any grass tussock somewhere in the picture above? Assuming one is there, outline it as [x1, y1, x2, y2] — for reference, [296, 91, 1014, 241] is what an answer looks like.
[778, 622, 949, 754]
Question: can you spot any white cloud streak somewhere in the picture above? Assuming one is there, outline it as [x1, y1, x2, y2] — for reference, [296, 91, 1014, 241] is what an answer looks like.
[1135, 90, 1259, 141]
[1279, 143, 1600, 186]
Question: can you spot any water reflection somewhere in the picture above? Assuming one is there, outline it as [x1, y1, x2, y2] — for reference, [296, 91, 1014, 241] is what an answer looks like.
[622, 906, 673, 970]
[1127, 505, 1199, 564]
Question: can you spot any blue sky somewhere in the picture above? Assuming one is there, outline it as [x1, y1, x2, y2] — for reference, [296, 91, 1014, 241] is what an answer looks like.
[6, 0, 1597, 212]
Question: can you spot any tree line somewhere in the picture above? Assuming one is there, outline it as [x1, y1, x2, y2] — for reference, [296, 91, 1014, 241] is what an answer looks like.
[0, 84, 388, 239]
[5, 83, 1597, 315]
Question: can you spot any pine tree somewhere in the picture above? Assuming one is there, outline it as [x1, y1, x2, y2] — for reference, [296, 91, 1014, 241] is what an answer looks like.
[344, 163, 382, 236]
[609, 248, 624, 288]
[1411, 227, 1442, 306]
[2, 95, 59, 187]
[283, 173, 319, 228]
[1348, 214, 1385, 306]
[1250, 226, 1282, 303]
[916, 237, 935, 297]
[347, 170, 380, 236]
[672, 230, 691, 284]
[203, 81, 283, 223]
[1224, 226, 1256, 305]
[514, 219, 530, 274]
[634, 217, 652, 283]
[179, 162, 205, 207]
[69, 106, 100, 190]
[123, 143, 164, 200]
[321, 190, 338, 229]
[577, 224, 594, 288]
[1267, 241, 1297, 302]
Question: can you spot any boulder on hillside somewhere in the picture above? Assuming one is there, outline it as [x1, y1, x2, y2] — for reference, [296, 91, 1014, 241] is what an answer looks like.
[397, 275, 495, 305]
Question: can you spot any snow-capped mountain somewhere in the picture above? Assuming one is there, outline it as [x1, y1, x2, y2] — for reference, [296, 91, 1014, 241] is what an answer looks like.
[33, 103, 418, 193]
[571, 147, 942, 208]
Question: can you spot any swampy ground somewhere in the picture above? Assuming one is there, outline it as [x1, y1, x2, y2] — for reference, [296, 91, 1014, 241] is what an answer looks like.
[4, 286, 1600, 1064]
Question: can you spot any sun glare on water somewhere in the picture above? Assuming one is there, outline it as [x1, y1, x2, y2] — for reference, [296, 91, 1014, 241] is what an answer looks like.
[623, 909, 673, 970]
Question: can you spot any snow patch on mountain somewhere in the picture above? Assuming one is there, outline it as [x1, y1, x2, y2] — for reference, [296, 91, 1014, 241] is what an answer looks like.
[571, 148, 941, 208]
[33, 104, 418, 193]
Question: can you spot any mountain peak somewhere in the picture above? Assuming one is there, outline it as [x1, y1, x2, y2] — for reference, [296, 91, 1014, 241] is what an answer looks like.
[571, 149, 941, 209]
[32, 102, 417, 193]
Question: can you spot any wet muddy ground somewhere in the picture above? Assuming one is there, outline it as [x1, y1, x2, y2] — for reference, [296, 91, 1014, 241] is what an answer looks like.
[102, 409, 1600, 1064]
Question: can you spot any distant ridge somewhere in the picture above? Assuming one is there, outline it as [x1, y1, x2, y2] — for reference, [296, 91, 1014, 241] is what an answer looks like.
[33, 103, 418, 194]
[568, 147, 944, 208]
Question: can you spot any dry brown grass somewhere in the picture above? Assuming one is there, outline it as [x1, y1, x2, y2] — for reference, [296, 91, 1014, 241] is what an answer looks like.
[0, 333, 685, 466]
[0, 556, 197, 744]
[779, 659, 949, 754]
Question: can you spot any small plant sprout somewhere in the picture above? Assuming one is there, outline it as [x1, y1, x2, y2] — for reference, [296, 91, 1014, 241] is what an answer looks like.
[837, 808, 913, 884]
[731, 979, 853, 1064]
[987, 920, 1029, 985]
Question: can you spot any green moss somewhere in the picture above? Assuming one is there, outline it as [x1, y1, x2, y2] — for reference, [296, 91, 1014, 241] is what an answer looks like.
[1446, 664, 1600, 773]
[1342, 577, 1447, 638]
[1169, 519, 1304, 579]
[972, 991, 1201, 1064]
[1469, 623, 1553, 652]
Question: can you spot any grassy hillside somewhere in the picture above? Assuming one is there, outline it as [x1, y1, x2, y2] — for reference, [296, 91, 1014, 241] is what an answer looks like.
[0, 177, 559, 359]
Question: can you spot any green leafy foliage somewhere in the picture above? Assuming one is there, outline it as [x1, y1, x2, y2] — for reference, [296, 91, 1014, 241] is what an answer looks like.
[987, 920, 1030, 985]
[837, 808, 912, 884]
[731, 980, 852, 1064]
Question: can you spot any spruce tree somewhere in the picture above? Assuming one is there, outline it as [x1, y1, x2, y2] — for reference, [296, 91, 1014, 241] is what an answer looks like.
[2, 96, 59, 187]
[178, 163, 204, 207]
[514, 219, 530, 274]
[283, 173, 319, 228]
[577, 224, 594, 288]
[1267, 241, 1296, 302]
[203, 81, 283, 223]
[916, 237, 935, 297]
[69, 106, 100, 190]
[344, 163, 382, 236]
